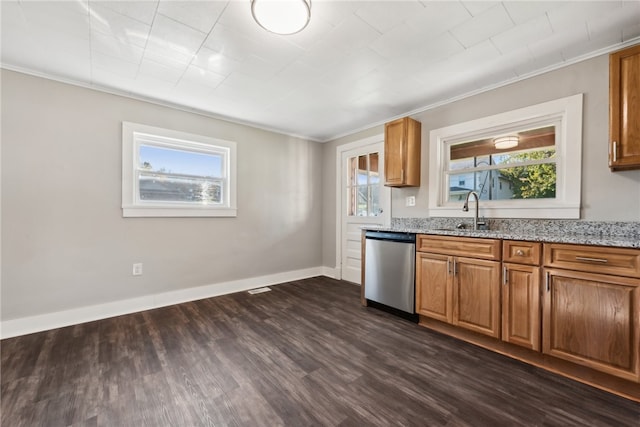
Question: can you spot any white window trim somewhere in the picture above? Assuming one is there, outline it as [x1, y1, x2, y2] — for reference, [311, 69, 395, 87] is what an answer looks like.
[428, 94, 583, 219]
[122, 122, 237, 217]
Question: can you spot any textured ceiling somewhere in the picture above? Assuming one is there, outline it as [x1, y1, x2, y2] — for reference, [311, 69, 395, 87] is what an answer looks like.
[2, 1, 640, 141]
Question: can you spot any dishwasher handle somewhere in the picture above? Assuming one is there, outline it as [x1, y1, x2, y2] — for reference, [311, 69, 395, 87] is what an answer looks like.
[364, 231, 416, 243]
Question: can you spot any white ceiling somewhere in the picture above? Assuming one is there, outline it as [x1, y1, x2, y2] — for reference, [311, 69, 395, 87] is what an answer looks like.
[2, 1, 640, 142]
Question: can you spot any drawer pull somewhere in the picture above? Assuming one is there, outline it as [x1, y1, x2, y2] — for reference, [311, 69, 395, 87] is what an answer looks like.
[516, 249, 525, 256]
[575, 256, 608, 264]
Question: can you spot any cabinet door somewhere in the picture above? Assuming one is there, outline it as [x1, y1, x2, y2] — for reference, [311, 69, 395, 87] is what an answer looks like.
[416, 252, 452, 323]
[384, 118, 406, 186]
[543, 268, 640, 382]
[453, 257, 501, 338]
[384, 117, 421, 187]
[610, 44, 640, 170]
[502, 264, 541, 351]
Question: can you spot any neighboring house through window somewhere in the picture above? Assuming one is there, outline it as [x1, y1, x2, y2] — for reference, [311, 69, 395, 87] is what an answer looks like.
[428, 94, 583, 219]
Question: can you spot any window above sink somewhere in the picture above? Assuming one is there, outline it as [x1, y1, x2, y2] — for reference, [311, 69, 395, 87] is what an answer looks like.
[428, 94, 583, 219]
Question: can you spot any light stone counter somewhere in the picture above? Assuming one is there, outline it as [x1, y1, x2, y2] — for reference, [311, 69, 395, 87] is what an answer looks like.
[364, 218, 640, 249]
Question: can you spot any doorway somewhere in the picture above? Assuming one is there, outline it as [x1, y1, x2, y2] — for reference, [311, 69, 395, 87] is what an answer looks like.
[337, 137, 390, 284]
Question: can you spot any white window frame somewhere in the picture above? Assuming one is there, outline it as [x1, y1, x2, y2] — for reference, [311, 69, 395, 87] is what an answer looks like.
[428, 94, 583, 219]
[122, 122, 237, 217]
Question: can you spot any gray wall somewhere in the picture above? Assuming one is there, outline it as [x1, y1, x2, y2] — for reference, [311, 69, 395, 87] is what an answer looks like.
[5, 51, 640, 320]
[322, 53, 640, 268]
[1, 70, 323, 321]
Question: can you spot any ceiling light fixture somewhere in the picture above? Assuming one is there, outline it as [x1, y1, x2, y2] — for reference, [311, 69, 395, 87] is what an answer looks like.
[251, 0, 311, 35]
[493, 135, 519, 150]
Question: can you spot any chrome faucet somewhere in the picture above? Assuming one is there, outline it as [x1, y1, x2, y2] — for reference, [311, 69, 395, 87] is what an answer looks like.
[462, 191, 486, 230]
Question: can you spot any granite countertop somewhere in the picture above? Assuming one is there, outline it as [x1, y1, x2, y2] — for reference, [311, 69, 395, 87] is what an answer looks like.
[364, 226, 640, 249]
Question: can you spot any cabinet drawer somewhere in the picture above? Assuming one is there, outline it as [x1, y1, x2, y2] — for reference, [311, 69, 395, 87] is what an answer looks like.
[543, 243, 640, 278]
[503, 241, 541, 265]
[418, 235, 501, 260]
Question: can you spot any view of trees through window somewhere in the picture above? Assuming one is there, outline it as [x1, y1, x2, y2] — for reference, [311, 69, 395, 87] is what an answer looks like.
[447, 126, 557, 202]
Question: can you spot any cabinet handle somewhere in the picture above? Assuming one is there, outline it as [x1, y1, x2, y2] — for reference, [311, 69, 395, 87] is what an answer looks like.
[447, 258, 451, 275]
[503, 266, 508, 285]
[545, 271, 550, 292]
[453, 259, 458, 276]
[575, 256, 608, 264]
[516, 249, 524, 256]
[612, 141, 618, 163]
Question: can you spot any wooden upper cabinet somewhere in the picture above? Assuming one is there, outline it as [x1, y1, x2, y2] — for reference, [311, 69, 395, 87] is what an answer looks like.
[609, 44, 640, 171]
[384, 117, 421, 187]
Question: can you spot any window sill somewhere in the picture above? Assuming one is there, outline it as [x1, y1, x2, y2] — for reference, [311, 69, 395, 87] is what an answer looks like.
[123, 206, 237, 218]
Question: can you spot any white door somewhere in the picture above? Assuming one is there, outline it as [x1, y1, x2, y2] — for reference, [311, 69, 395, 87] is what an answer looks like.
[340, 142, 390, 284]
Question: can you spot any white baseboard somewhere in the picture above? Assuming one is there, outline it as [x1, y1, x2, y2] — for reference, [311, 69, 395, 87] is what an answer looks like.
[1, 266, 334, 339]
[321, 266, 340, 279]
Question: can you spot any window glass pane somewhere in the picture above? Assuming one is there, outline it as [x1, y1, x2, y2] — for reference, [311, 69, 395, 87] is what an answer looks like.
[449, 156, 476, 171]
[492, 148, 556, 165]
[357, 155, 368, 185]
[498, 163, 556, 199]
[140, 144, 222, 177]
[347, 186, 356, 216]
[357, 186, 368, 216]
[349, 156, 357, 186]
[139, 172, 222, 203]
[369, 184, 380, 216]
[369, 153, 379, 184]
[448, 171, 485, 202]
[448, 163, 556, 202]
[446, 125, 557, 203]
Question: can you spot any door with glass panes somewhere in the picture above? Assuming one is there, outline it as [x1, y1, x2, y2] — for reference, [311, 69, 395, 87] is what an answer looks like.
[341, 143, 389, 284]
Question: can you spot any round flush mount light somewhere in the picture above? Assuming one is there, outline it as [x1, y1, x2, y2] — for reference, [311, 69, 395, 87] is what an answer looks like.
[251, 0, 311, 35]
[494, 135, 519, 150]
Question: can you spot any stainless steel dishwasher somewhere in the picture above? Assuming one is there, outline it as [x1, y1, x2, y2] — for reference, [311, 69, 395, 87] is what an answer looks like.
[364, 230, 417, 322]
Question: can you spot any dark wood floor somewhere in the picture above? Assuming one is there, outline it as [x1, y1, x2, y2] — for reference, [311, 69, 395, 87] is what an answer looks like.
[2, 277, 639, 426]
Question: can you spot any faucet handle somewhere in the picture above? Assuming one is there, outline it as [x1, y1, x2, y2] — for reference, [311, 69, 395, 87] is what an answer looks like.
[476, 217, 488, 230]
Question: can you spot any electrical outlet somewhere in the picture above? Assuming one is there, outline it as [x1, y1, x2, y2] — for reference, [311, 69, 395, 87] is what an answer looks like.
[406, 196, 416, 207]
[132, 263, 143, 276]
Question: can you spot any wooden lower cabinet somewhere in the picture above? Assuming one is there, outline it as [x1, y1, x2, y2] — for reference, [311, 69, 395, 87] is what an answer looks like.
[416, 250, 500, 338]
[413, 236, 640, 400]
[454, 257, 501, 338]
[543, 268, 640, 382]
[416, 252, 452, 323]
[502, 263, 541, 351]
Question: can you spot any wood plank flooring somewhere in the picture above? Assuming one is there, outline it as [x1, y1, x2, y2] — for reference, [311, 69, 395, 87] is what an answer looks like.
[2, 276, 639, 426]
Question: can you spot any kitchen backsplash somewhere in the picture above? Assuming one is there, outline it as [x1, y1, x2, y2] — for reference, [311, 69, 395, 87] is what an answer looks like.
[391, 218, 640, 238]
